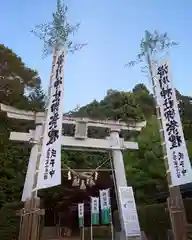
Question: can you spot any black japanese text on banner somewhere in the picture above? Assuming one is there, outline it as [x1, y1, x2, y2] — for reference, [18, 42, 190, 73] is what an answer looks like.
[37, 48, 65, 189]
[154, 58, 192, 186]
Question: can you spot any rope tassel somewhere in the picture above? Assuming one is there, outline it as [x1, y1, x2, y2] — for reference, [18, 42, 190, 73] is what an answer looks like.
[72, 176, 79, 187]
[89, 177, 95, 187]
[80, 180, 86, 190]
[94, 172, 98, 181]
[68, 171, 72, 180]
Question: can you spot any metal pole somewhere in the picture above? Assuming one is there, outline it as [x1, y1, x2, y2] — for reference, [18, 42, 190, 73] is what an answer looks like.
[90, 216, 93, 240]
[110, 208, 114, 240]
[90, 197, 93, 240]
[82, 226, 84, 240]
[146, 50, 187, 240]
[108, 188, 114, 240]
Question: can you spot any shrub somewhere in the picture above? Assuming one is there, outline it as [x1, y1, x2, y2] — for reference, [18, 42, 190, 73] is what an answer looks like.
[137, 203, 170, 239]
[184, 198, 192, 223]
[0, 202, 23, 240]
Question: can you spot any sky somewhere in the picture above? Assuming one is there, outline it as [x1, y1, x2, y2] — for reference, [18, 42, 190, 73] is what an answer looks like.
[1, 0, 192, 112]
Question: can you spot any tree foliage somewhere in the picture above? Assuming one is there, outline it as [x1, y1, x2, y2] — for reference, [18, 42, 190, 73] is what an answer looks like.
[126, 30, 178, 67]
[32, 0, 87, 57]
[0, 44, 45, 207]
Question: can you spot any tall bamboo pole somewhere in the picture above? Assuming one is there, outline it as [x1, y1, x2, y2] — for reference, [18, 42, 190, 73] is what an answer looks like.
[27, 1, 86, 239]
[29, 48, 58, 240]
[146, 48, 187, 240]
[126, 30, 187, 239]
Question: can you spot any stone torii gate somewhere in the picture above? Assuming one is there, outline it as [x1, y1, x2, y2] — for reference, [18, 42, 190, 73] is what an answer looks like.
[1, 103, 146, 240]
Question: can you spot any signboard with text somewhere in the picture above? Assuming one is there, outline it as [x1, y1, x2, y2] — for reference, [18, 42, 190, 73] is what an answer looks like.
[119, 186, 141, 237]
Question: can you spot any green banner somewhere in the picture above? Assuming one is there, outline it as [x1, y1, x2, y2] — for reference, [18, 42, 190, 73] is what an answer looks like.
[101, 208, 110, 225]
[78, 216, 84, 228]
[92, 212, 99, 225]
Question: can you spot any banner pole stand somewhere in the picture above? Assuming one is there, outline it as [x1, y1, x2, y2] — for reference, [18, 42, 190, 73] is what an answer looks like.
[82, 226, 84, 240]
[109, 203, 114, 240]
[78, 203, 85, 240]
[90, 222, 93, 240]
[111, 222, 114, 240]
[109, 189, 114, 240]
[90, 198, 93, 240]
[80, 227, 84, 240]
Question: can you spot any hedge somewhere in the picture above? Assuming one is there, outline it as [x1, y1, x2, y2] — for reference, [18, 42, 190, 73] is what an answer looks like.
[137, 203, 169, 239]
[137, 199, 192, 239]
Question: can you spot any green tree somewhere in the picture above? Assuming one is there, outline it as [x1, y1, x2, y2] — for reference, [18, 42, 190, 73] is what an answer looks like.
[126, 30, 178, 68]
[32, 0, 86, 57]
[27, 85, 45, 111]
[132, 83, 155, 118]
[0, 44, 42, 108]
[0, 44, 45, 207]
[124, 116, 167, 203]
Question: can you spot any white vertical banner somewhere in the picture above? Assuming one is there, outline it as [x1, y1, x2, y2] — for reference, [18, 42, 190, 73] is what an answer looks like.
[91, 197, 100, 225]
[78, 203, 84, 228]
[37, 48, 65, 190]
[154, 58, 192, 186]
[119, 186, 141, 238]
[90, 197, 99, 240]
